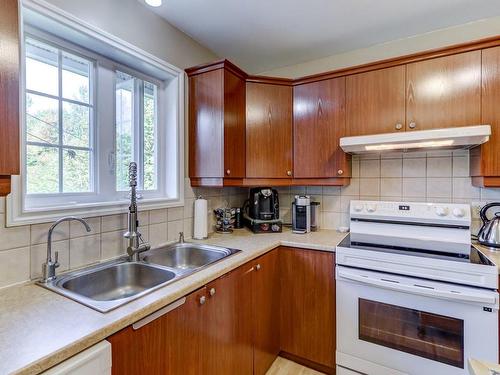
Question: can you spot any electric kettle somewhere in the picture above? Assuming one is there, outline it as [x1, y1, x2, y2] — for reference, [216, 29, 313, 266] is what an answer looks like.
[478, 202, 500, 248]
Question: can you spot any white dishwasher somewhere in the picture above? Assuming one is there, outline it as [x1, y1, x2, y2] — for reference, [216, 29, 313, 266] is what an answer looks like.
[42, 341, 111, 375]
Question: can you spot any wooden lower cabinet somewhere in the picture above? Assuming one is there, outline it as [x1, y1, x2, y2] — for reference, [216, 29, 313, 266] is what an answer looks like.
[279, 247, 336, 374]
[108, 247, 334, 375]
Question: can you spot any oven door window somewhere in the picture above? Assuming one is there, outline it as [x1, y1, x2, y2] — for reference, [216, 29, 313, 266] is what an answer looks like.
[358, 299, 464, 368]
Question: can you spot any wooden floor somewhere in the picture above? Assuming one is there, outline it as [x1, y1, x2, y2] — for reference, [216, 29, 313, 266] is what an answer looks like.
[266, 357, 326, 375]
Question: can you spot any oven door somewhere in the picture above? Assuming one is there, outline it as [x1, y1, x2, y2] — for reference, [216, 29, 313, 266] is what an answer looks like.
[336, 265, 499, 375]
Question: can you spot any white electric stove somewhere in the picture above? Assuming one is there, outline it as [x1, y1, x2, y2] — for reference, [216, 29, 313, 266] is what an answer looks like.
[336, 200, 499, 375]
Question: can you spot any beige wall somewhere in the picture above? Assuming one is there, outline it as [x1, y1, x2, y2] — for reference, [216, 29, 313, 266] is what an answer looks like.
[44, 0, 218, 69]
[260, 16, 500, 78]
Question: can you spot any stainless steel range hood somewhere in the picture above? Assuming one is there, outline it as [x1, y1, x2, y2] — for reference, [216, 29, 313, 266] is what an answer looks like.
[340, 125, 491, 154]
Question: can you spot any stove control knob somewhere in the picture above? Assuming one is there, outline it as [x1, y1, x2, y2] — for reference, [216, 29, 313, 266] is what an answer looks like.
[435, 206, 449, 217]
[353, 204, 364, 212]
[366, 204, 377, 213]
[452, 208, 465, 218]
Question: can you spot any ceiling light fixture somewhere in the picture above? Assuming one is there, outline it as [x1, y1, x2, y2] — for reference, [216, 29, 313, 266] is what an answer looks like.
[145, 0, 162, 7]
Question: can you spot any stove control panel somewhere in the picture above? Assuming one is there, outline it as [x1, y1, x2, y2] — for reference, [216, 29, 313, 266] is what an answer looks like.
[350, 200, 471, 225]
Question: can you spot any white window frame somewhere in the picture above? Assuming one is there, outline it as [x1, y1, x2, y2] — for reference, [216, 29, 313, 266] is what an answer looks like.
[7, 0, 185, 226]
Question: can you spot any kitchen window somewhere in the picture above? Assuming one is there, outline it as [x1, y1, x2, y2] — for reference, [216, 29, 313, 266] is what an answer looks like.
[8, 3, 184, 226]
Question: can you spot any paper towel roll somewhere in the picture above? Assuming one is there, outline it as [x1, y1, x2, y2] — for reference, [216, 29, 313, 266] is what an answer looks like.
[193, 197, 208, 239]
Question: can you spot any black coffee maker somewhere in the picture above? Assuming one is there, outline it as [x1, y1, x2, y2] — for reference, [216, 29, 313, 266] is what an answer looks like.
[243, 188, 282, 233]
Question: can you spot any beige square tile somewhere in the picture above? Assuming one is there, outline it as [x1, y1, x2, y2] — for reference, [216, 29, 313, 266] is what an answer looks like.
[381, 159, 402, 178]
[184, 179, 196, 198]
[149, 222, 169, 248]
[168, 207, 184, 222]
[360, 159, 380, 178]
[380, 178, 402, 198]
[481, 188, 500, 200]
[31, 240, 69, 279]
[183, 218, 193, 239]
[70, 217, 100, 238]
[138, 211, 149, 226]
[341, 178, 360, 196]
[168, 220, 184, 241]
[0, 197, 5, 214]
[306, 186, 323, 195]
[403, 151, 427, 158]
[323, 195, 341, 212]
[322, 212, 341, 230]
[360, 178, 380, 197]
[101, 214, 127, 232]
[290, 186, 306, 195]
[138, 225, 149, 242]
[402, 158, 426, 178]
[402, 178, 426, 198]
[150, 209, 168, 224]
[323, 186, 341, 196]
[427, 150, 452, 157]
[452, 156, 469, 177]
[31, 221, 68, 245]
[427, 157, 452, 177]
[0, 247, 30, 288]
[0, 218, 31, 251]
[340, 196, 356, 213]
[453, 178, 480, 199]
[427, 178, 452, 198]
[183, 199, 195, 219]
[101, 230, 127, 260]
[351, 159, 360, 178]
[69, 234, 101, 269]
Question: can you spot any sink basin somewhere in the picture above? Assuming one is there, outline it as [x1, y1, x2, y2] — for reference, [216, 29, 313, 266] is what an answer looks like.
[39, 242, 240, 313]
[142, 243, 237, 271]
[60, 262, 176, 301]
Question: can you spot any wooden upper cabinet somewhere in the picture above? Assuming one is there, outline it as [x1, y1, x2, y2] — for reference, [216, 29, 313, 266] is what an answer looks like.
[187, 62, 246, 184]
[346, 65, 406, 136]
[0, 0, 20, 196]
[294, 78, 350, 179]
[406, 51, 481, 131]
[470, 46, 500, 187]
[246, 82, 293, 179]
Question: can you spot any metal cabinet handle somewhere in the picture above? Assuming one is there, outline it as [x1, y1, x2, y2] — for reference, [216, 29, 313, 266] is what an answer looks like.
[337, 169, 344, 176]
[395, 123, 403, 130]
[409, 122, 417, 129]
[199, 295, 206, 305]
[255, 264, 261, 271]
[209, 287, 216, 296]
[226, 169, 231, 175]
[287, 170, 292, 176]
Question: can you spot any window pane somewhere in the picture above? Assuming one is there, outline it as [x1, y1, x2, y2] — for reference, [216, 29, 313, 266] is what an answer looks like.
[63, 102, 90, 147]
[63, 149, 91, 193]
[62, 52, 91, 103]
[26, 145, 59, 194]
[115, 72, 134, 191]
[26, 93, 59, 145]
[25, 38, 59, 96]
[143, 82, 157, 190]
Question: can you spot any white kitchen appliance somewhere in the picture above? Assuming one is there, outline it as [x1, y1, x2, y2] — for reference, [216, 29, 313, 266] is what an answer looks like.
[336, 200, 499, 375]
[340, 125, 491, 154]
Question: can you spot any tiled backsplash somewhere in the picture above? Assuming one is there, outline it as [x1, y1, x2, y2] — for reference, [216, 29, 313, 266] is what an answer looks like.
[278, 150, 500, 232]
[2, 150, 500, 289]
[0, 180, 247, 289]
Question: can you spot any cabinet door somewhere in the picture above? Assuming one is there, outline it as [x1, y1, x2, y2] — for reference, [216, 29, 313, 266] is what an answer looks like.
[280, 247, 336, 370]
[346, 66, 406, 136]
[189, 69, 224, 178]
[223, 70, 246, 178]
[108, 287, 206, 375]
[203, 264, 254, 375]
[294, 78, 348, 178]
[471, 46, 500, 183]
[253, 249, 281, 375]
[246, 82, 293, 178]
[406, 51, 481, 131]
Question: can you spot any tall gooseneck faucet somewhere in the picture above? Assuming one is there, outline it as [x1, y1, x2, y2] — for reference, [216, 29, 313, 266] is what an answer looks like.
[42, 216, 91, 283]
[124, 162, 151, 261]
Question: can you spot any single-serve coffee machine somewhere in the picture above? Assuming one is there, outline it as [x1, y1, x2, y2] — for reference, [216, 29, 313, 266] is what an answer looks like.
[243, 187, 282, 233]
[292, 195, 320, 233]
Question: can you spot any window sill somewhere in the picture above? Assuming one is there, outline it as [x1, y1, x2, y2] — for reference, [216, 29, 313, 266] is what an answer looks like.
[6, 196, 184, 227]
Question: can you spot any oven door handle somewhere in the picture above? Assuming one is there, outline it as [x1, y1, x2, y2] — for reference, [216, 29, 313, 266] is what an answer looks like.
[338, 268, 497, 305]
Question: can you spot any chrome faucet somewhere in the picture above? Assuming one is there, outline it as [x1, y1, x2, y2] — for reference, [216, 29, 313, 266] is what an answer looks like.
[42, 216, 91, 283]
[124, 162, 151, 261]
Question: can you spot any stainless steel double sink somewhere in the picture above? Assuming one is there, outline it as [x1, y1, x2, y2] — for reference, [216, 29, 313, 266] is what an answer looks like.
[40, 243, 240, 312]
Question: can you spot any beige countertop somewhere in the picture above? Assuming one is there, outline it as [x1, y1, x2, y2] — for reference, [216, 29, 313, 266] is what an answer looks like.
[469, 358, 500, 375]
[0, 228, 346, 375]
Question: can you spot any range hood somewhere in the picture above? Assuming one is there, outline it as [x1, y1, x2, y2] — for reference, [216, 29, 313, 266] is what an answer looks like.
[340, 125, 491, 154]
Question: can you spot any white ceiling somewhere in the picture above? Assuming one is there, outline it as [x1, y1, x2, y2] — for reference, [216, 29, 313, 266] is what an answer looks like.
[148, 0, 500, 73]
